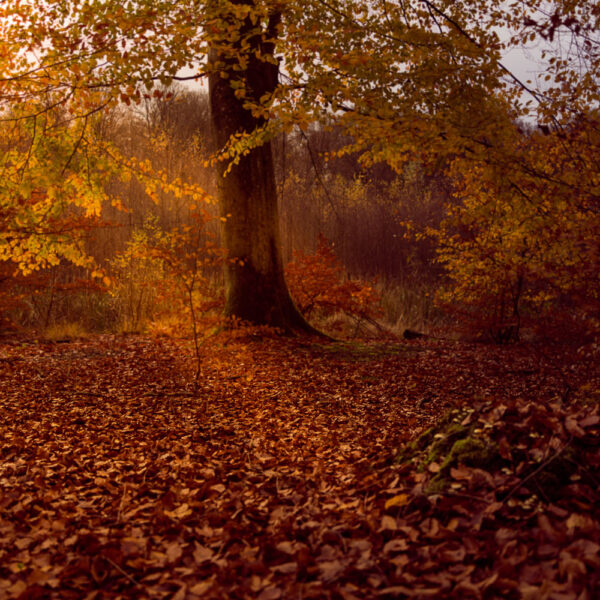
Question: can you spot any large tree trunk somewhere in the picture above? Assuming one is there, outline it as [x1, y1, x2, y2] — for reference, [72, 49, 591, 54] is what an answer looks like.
[208, 7, 313, 332]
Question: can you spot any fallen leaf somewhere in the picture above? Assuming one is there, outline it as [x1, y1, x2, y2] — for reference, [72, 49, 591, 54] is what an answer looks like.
[166, 541, 183, 563]
[193, 543, 214, 564]
[383, 539, 409, 553]
[258, 587, 282, 600]
[271, 562, 297, 574]
[275, 541, 295, 554]
[165, 503, 192, 519]
[380, 515, 398, 531]
[190, 580, 213, 595]
[385, 494, 409, 509]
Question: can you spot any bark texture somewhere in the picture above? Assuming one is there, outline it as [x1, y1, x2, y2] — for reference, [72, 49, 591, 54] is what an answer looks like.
[208, 7, 313, 332]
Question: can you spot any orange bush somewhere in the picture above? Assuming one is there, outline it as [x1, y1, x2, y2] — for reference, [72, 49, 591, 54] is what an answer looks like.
[285, 234, 382, 324]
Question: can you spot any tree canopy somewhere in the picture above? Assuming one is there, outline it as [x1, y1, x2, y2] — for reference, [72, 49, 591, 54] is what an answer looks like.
[3, 0, 598, 187]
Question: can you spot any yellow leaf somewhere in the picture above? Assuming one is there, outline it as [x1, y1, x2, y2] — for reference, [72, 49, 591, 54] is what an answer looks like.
[385, 494, 409, 509]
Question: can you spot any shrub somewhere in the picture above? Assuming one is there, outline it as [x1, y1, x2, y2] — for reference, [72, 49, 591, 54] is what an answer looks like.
[285, 234, 383, 334]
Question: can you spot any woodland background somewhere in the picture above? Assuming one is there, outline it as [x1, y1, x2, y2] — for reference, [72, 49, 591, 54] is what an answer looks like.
[1, 85, 598, 346]
[1, 89, 446, 340]
[0, 1, 599, 344]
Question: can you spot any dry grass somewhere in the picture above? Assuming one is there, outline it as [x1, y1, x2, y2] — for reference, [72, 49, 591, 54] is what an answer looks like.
[40, 321, 90, 341]
[378, 280, 445, 335]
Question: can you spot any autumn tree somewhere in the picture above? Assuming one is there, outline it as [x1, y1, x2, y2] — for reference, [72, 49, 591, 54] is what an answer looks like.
[431, 117, 600, 342]
[208, 2, 313, 331]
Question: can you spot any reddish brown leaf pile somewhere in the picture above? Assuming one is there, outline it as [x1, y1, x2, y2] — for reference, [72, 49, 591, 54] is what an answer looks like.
[0, 334, 598, 599]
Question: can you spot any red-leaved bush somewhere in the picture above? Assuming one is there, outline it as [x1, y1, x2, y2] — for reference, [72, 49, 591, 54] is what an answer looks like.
[285, 234, 382, 326]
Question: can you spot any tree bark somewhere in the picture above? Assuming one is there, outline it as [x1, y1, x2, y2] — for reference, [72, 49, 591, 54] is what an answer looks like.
[208, 6, 313, 332]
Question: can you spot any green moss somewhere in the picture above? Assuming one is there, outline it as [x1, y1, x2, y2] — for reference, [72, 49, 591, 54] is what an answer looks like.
[395, 405, 503, 494]
[426, 477, 449, 495]
[397, 399, 598, 499]
[396, 408, 474, 468]
[424, 424, 471, 466]
[442, 437, 498, 471]
[395, 426, 437, 466]
[426, 436, 500, 494]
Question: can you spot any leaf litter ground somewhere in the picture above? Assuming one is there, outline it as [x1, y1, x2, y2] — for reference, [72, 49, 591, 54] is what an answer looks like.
[0, 334, 599, 599]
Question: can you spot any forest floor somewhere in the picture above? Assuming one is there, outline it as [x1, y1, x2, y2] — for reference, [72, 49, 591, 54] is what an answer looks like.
[0, 333, 599, 599]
